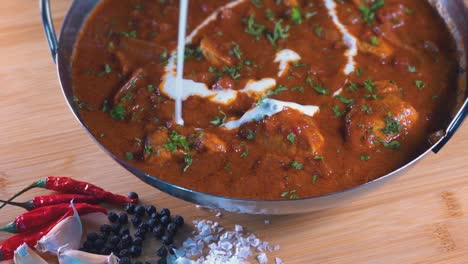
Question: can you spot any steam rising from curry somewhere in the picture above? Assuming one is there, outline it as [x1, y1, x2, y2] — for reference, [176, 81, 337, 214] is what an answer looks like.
[72, 0, 459, 200]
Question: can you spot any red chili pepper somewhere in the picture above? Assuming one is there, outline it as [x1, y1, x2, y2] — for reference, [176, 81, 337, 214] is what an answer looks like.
[0, 203, 107, 233]
[0, 224, 51, 260]
[0, 194, 102, 211]
[0, 176, 137, 209]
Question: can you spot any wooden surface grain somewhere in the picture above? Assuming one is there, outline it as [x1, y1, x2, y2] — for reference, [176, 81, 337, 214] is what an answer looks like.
[0, 1, 467, 263]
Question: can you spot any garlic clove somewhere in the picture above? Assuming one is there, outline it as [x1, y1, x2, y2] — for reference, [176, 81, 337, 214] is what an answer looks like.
[13, 243, 48, 264]
[58, 248, 119, 264]
[35, 201, 82, 255]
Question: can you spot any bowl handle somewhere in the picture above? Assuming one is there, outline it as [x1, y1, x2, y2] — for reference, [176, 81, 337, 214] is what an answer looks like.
[432, 98, 467, 153]
[40, 0, 58, 63]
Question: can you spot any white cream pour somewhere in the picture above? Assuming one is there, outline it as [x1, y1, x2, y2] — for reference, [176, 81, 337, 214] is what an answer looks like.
[223, 99, 320, 130]
[324, 0, 358, 75]
[186, 0, 246, 42]
[274, 49, 301, 77]
[333, 87, 343, 96]
[174, 0, 189, 125]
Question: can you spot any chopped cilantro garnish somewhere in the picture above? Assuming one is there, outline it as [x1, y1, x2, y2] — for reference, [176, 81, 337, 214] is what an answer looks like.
[347, 82, 358, 92]
[287, 133, 296, 144]
[314, 27, 324, 37]
[361, 105, 373, 114]
[229, 42, 243, 59]
[363, 79, 376, 93]
[147, 85, 155, 92]
[312, 175, 318, 184]
[125, 152, 134, 160]
[265, 9, 275, 21]
[360, 154, 371, 161]
[369, 36, 379, 46]
[291, 6, 303, 24]
[281, 189, 299, 200]
[355, 68, 363, 77]
[313, 83, 329, 95]
[144, 145, 153, 155]
[250, 0, 263, 8]
[222, 65, 242, 79]
[332, 105, 342, 117]
[266, 20, 290, 47]
[183, 153, 193, 172]
[313, 155, 324, 161]
[404, 7, 414, 14]
[382, 113, 401, 135]
[110, 105, 126, 120]
[101, 99, 110, 112]
[415, 80, 425, 89]
[408, 65, 417, 73]
[335, 94, 354, 105]
[240, 149, 249, 158]
[359, 0, 385, 24]
[267, 85, 288, 96]
[244, 14, 266, 37]
[305, 12, 317, 19]
[383, 140, 401, 149]
[306, 77, 329, 95]
[246, 130, 255, 140]
[164, 131, 190, 152]
[184, 45, 204, 61]
[291, 160, 303, 170]
[291, 86, 305, 93]
[104, 64, 112, 74]
[210, 109, 227, 126]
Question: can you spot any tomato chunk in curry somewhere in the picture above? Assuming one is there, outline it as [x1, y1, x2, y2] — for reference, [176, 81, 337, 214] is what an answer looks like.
[72, 0, 459, 199]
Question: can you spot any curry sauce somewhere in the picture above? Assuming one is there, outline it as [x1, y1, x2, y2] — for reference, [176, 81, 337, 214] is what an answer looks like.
[72, 0, 459, 199]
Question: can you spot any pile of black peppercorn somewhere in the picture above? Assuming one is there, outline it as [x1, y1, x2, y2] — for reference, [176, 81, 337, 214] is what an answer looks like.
[80, 192, 184, 264]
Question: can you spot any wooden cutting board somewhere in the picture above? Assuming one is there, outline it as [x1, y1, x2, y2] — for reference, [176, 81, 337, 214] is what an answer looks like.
[0, 1, 467, 263]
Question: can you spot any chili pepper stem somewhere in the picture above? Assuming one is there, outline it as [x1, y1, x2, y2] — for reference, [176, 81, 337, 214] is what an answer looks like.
[0, 199, 35, 211]
[0, 178, 47, 209]
[0, 222, 17, 233]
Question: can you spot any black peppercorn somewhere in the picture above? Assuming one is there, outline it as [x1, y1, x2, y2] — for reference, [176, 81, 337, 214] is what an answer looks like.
[94, 238, 105, 249]
[147, 218, 159, 228]
[130, 245, 142, 257]
[162, 235, 173, 245]
[160, 215, 170, 226]
[125, 203, 136, 214]
[173, 215, 184, 227]
[120, 256, 131, 264]
[119, 249, 130, 258]
[157, 258, 167, 264]
[152, 225, 164, 238]
[109, 235, 120, 245]
[111, 222, 121, 234]
[108, 212, 119, 223]
[131, 215, 142, 227]
[146, 205, 156, 215]
[156, 246, 168, 258]
[86, 232, 98, 242]
[119, 228, 130, 237]
[160, 208, 170, 217]
[134, 205, 146, 216]
[132, 236, 143, 247]
[166, 223, 177, 235]
[119, 213, 129, 224]
[128, 192, 139, 200]
[100, 224, 112, 234]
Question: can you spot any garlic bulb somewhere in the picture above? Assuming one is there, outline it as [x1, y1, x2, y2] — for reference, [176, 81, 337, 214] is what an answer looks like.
[58, 248, 119, 264]
[35, 201, 82, 255]
[13, 243, 47, 264]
